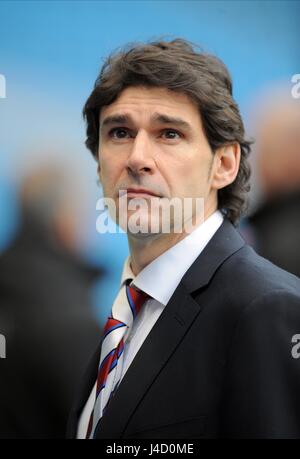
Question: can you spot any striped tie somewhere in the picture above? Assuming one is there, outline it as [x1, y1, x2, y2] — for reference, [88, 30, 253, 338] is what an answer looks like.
[86, 280, 150, 439]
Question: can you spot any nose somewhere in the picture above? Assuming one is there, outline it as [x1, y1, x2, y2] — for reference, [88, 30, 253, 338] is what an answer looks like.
[126, 130, 155, 176]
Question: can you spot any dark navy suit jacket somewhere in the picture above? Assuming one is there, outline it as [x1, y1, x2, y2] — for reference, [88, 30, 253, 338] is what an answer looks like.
[68, 219, 300, 439]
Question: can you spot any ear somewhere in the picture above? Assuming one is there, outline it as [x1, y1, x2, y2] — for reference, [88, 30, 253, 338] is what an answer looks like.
[97, 161, 101, 177]
[211, 143, 241, 190]
[96, 162, 102, 187]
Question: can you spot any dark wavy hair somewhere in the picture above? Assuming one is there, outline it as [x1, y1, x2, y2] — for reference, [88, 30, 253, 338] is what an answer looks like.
[83, 38, 252, 224]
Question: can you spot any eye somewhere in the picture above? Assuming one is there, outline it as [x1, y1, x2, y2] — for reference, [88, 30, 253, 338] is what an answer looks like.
[161, 129, 182, 140]
[108, 127, 131, 139]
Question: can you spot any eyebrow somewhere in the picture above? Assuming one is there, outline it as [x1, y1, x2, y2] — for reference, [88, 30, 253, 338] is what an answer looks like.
[100, 112, 193, 132]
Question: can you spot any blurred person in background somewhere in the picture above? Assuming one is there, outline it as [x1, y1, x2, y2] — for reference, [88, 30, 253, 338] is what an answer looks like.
[0, 160, 103, 438]
[248, 92, 300, 277]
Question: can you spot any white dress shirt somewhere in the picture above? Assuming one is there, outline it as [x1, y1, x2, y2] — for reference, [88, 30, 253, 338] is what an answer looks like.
[77, 210, 224, 438]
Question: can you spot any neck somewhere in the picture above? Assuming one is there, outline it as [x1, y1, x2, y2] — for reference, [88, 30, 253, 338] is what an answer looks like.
[128, 204, 218, 276]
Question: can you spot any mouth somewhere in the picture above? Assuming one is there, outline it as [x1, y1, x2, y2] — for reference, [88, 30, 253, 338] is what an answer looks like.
[119, 188, 161, 198]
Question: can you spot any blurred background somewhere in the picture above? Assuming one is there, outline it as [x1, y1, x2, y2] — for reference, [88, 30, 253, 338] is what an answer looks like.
[0, 0, 299, 438]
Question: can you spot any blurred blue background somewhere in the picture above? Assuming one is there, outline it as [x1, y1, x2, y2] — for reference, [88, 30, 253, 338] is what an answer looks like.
[1, 0, 299, 321]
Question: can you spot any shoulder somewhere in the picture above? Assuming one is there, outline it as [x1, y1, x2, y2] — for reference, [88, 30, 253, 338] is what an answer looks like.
[218, 242, 300, 308]
[234, 288, 300, 338]
[220, 248, 300, 353]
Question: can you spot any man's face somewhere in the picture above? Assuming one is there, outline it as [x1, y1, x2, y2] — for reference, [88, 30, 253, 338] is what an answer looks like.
[98, 86, 218, 235]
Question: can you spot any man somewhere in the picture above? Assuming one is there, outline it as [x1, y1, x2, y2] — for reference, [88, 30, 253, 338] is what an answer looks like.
[68, 39, 300, 439]
[247, 94, 300, 277]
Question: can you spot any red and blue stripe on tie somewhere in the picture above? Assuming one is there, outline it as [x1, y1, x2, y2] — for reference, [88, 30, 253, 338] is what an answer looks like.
[86, 283, 150, 439]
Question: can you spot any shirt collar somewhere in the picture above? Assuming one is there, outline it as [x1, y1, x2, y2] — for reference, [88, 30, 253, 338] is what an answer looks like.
[120, 210, 224, 306]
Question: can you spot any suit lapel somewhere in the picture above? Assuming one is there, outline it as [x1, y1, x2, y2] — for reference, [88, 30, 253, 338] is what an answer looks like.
[67, 344, 100, 438]
[181, 219, 245, 293]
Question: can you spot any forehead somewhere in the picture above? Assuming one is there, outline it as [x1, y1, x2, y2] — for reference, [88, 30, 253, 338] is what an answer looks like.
[100, 86, 201, 124]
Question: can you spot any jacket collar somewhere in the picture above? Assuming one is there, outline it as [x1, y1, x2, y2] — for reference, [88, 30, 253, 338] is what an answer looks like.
[181, 218, 245, 293]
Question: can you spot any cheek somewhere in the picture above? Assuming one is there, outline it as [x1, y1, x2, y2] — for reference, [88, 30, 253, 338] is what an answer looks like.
[99, 149, 114, 173]
[179, 153, 213, 194]
[99, 152, 125, 189]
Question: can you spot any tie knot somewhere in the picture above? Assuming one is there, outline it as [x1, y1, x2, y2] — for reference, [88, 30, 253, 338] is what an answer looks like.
[125, 281, 150, 319]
